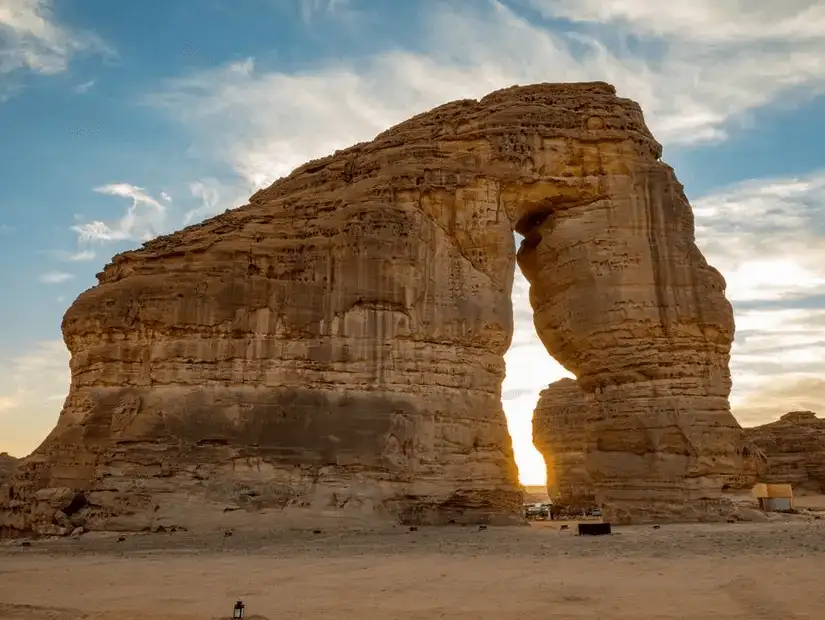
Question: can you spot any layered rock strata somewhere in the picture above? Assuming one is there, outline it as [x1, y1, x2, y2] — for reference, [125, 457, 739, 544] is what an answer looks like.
[746, 411, 825, 493]
[2, 81, 753, 535]
[531, 378, 597, 509]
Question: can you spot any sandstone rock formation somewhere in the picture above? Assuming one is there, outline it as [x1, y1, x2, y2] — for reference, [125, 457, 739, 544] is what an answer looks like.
[531, 378, 597, 510]
[0, 453, 17, 486]
[746, 411, 825, 493]
[1, 81, 754, 535]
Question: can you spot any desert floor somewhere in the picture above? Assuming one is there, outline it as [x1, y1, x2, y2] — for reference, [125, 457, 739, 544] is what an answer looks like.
[2, 509, 825, 620]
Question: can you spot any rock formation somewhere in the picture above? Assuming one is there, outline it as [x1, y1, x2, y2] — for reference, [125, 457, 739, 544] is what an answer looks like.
[531, 378, 597, 509]
[746, 411, 825, 493]
[1, 81, 754, 535]
[0, 453, 17, 486]
[532, 379, 765, 516]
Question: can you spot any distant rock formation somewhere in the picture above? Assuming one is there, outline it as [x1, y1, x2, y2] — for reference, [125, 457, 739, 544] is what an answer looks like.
[0, 453, 17, 485]
[1, 81, 753, 536]
[746, 411, 825, 493]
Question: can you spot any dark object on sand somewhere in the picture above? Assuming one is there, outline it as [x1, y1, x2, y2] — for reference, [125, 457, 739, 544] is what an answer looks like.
[578, 522, 612, 536]
[409, 526, 418, 532]
[233, 599, 245, 619]
[653, 525, 661, 529]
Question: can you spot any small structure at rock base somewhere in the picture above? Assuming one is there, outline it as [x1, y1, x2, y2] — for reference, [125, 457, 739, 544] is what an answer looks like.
[752, 483, 794, 512]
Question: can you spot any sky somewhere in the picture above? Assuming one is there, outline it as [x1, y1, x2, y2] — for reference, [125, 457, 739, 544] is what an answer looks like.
[0, 0, 824, 485]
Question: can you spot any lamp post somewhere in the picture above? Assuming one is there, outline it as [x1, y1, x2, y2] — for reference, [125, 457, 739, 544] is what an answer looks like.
[233, 600, 245, 619]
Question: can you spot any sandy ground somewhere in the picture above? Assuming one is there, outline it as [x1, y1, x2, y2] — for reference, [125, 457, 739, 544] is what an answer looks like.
[2, 513, 825, 620]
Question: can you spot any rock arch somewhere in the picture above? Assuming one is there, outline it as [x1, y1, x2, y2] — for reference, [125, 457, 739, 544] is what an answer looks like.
[2, 82, 753, 534]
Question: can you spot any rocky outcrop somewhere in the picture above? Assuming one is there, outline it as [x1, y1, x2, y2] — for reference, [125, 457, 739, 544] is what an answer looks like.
[746, 411, 825, 493]
[0, 453, 18, 485]
[1, 81, 753, 535]
[532, 378, 597, 509]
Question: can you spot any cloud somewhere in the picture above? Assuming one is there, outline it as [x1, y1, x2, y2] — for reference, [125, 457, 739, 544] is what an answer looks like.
[146, 0, 825, 192]
[0, 0, 111, 76]
[160, 191, 172, 202]
[0, 340, 69, 457]
[71, 183, 167, 244]
[693, 171, 825, 303]
[72, 78, 94, 93]
[298, 0, 350, 24]
[39, 270, 74, 284]
[525, 0, 825, 44]
[731, 309, 825, 426]
[52, 248, 96, 261]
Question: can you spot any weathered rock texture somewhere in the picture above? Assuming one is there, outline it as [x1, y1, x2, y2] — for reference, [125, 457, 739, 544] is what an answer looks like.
[2, 81, 754, 535]
[531, 378, 597, 509]
[746, 411, 825, 493]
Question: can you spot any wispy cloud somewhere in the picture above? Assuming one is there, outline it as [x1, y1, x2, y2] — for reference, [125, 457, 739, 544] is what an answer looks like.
[183, 178, 251, 225]
[526, 0, 825, 44]
[147, 0, 825, 191]
[51, 248, 96, 261]
[298, 0, 351, 24]
[687, 171, 825, 424]
[71, 183, 167, 244]
[0, 0, 111, 76]
[39, 270, 74, 284]
[693, 171, 825, 303]
[72, 78, 95, 93]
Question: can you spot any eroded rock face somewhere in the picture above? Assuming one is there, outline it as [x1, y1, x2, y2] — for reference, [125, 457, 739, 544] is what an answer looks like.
[746, 411, 825, 493]
[2, 81, 753, 534]
[531, 378, 597, 509]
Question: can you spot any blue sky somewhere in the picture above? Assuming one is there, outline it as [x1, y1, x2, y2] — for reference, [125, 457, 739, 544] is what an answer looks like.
[1, 0, 824, 484]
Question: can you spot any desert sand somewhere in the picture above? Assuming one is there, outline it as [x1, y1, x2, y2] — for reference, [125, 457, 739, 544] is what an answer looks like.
[2, 510, 824, 620]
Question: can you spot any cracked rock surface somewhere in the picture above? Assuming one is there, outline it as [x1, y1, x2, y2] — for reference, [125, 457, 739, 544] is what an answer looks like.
[2, 82, 754, 535]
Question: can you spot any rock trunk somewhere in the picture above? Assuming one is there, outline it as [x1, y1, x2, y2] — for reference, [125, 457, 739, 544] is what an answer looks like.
[531, 379, 597, 510]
